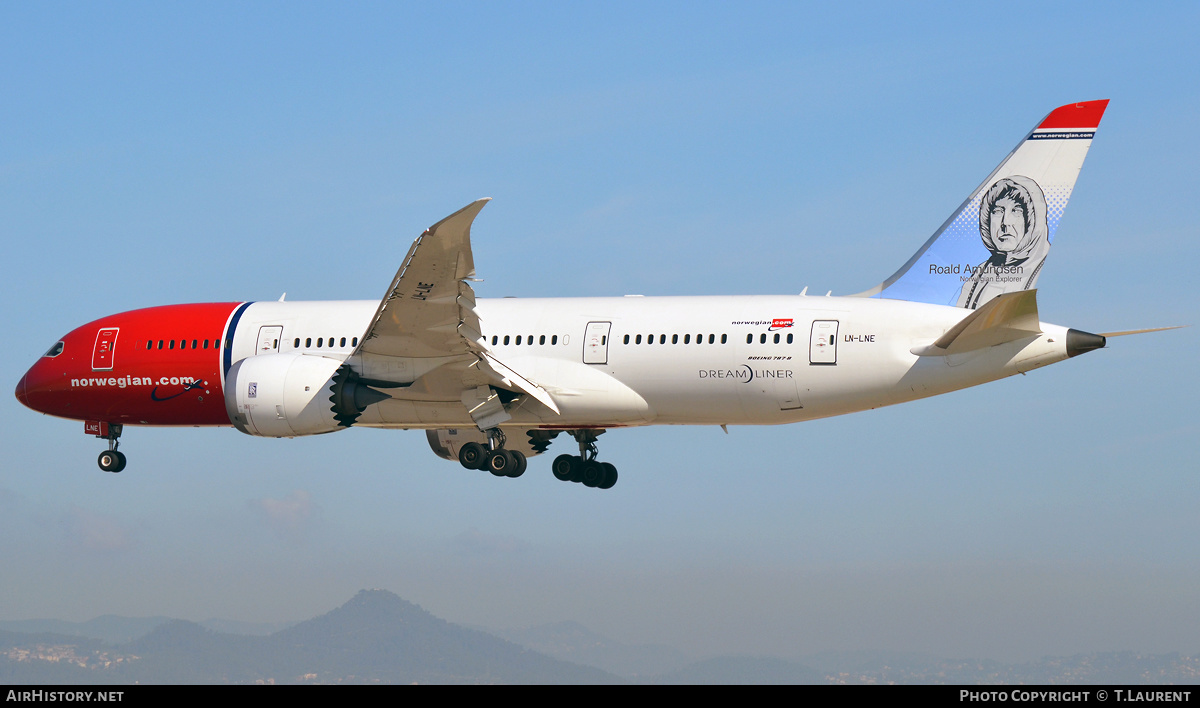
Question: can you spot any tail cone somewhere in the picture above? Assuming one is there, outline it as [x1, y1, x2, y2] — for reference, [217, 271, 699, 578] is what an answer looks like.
[1066, 329, 1106, 358]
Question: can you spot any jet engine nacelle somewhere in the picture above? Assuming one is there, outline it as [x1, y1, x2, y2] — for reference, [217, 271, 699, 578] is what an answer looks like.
[225, 352, 387, 437]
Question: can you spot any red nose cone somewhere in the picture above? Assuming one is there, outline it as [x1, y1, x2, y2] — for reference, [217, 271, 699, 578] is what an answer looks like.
[15, 371, 30, 409]
[16, 360, 56, 415]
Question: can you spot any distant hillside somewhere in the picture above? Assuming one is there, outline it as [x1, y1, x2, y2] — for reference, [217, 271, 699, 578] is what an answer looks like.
[494, 620, 691, 677]
[4, 593, 1199, 684]
[0, 630, 124, 684]
[0, 590, 615, 684]
[0, 616, 291, 644]
[0, 616, 174, 645]
[266, 589, 615, 684]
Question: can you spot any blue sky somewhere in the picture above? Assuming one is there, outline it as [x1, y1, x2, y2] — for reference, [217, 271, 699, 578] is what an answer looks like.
[3, 3, 1197, 663]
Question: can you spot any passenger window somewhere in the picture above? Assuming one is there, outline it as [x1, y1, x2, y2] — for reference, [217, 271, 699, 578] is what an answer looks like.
[760, 334, 766, 344]
[774, 333, 780, 344]
[145, 341, 152, 351]
[504, 335, 510, 345]
[708, 334, 715, 344]
[636, 335, 642, 344]
[492, 335, 498, 345]
[672, 334, 678, 344]
[294, 338, 300, 348]
[552, 335, 558, 345]
[169, 340, 175, 350]
[684, 334, 690, 344]
[722, 334, 728, 344]
[306, 338, 312, 348]
[787, 333, 793, 344]
[624, 334, 630, 345]
[516, 335, 522, 345]
[539, 335, 546, 345]
[352, 337, 358, 347]
[341, 337, 347, 347]
[746, 334, 752, 344]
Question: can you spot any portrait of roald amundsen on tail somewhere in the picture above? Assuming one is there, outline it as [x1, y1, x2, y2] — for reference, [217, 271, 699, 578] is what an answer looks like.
[957, 175, 1050, 309]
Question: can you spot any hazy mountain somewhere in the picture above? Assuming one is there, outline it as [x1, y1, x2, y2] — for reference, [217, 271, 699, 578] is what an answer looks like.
[266, 589, 616, 684]
[494, 620, 691, 677]
[198, 618, 294, 637]
[0, 616, 289, 645]
[0, 616, 174, 645]
[0, 629, 122, 684]
[0, 590, 616, 684]
[4, 593, 1198, 684]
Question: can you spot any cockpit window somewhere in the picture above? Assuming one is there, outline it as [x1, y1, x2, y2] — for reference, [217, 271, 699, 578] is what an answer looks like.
[44, 341, 64, 358]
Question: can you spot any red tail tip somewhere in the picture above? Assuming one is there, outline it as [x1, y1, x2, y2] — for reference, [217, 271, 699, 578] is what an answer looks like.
[1037, 100, 1110, 130]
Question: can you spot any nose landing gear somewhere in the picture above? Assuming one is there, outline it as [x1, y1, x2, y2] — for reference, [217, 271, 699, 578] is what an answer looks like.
[93, 423, 126, 473]
[98, 449, 126, 473]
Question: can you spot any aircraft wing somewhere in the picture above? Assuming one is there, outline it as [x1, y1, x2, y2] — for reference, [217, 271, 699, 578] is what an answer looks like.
[351, 199, 560, 420]
[358, 199, 488, 360]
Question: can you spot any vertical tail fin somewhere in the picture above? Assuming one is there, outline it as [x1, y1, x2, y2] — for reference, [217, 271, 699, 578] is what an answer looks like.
[858, 100, 1109, 308]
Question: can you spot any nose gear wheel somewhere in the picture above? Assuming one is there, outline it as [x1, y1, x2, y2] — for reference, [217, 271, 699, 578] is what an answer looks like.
[94, 424, 126, 473]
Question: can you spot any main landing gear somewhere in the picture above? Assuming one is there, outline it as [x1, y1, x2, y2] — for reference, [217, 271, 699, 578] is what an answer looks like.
[551, 430, 617, 490]
[457, 428, 527, 478]
[95, 423, 126, 473]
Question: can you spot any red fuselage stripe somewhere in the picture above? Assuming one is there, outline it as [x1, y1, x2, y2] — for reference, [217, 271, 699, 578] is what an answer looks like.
[18, 303, 242, 426]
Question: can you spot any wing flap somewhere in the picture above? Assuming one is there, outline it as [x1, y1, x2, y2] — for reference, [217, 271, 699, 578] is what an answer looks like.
[480, 352, 561, 414]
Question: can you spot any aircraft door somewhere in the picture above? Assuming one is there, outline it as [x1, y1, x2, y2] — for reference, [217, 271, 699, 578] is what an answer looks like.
[583, 321, 612, 365]
[809, 320, 839, 365]
[91, 328, 119, 371]
[256, 326, 284, 355]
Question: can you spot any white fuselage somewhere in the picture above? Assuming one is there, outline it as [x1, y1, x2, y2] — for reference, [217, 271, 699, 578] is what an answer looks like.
[226, 295, 1071, 431]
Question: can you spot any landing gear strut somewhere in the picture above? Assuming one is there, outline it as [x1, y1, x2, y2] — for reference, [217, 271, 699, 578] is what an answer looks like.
[95, 423, 126, 473]
[458, 428, 526, 478]
[552, 430, 617, 489]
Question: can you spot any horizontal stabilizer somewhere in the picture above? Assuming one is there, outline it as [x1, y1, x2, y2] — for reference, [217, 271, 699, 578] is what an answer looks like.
[1056, 325, 1184, 358]
[1099, 326, 1186, 337]
[911, 289, 1042, 356]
